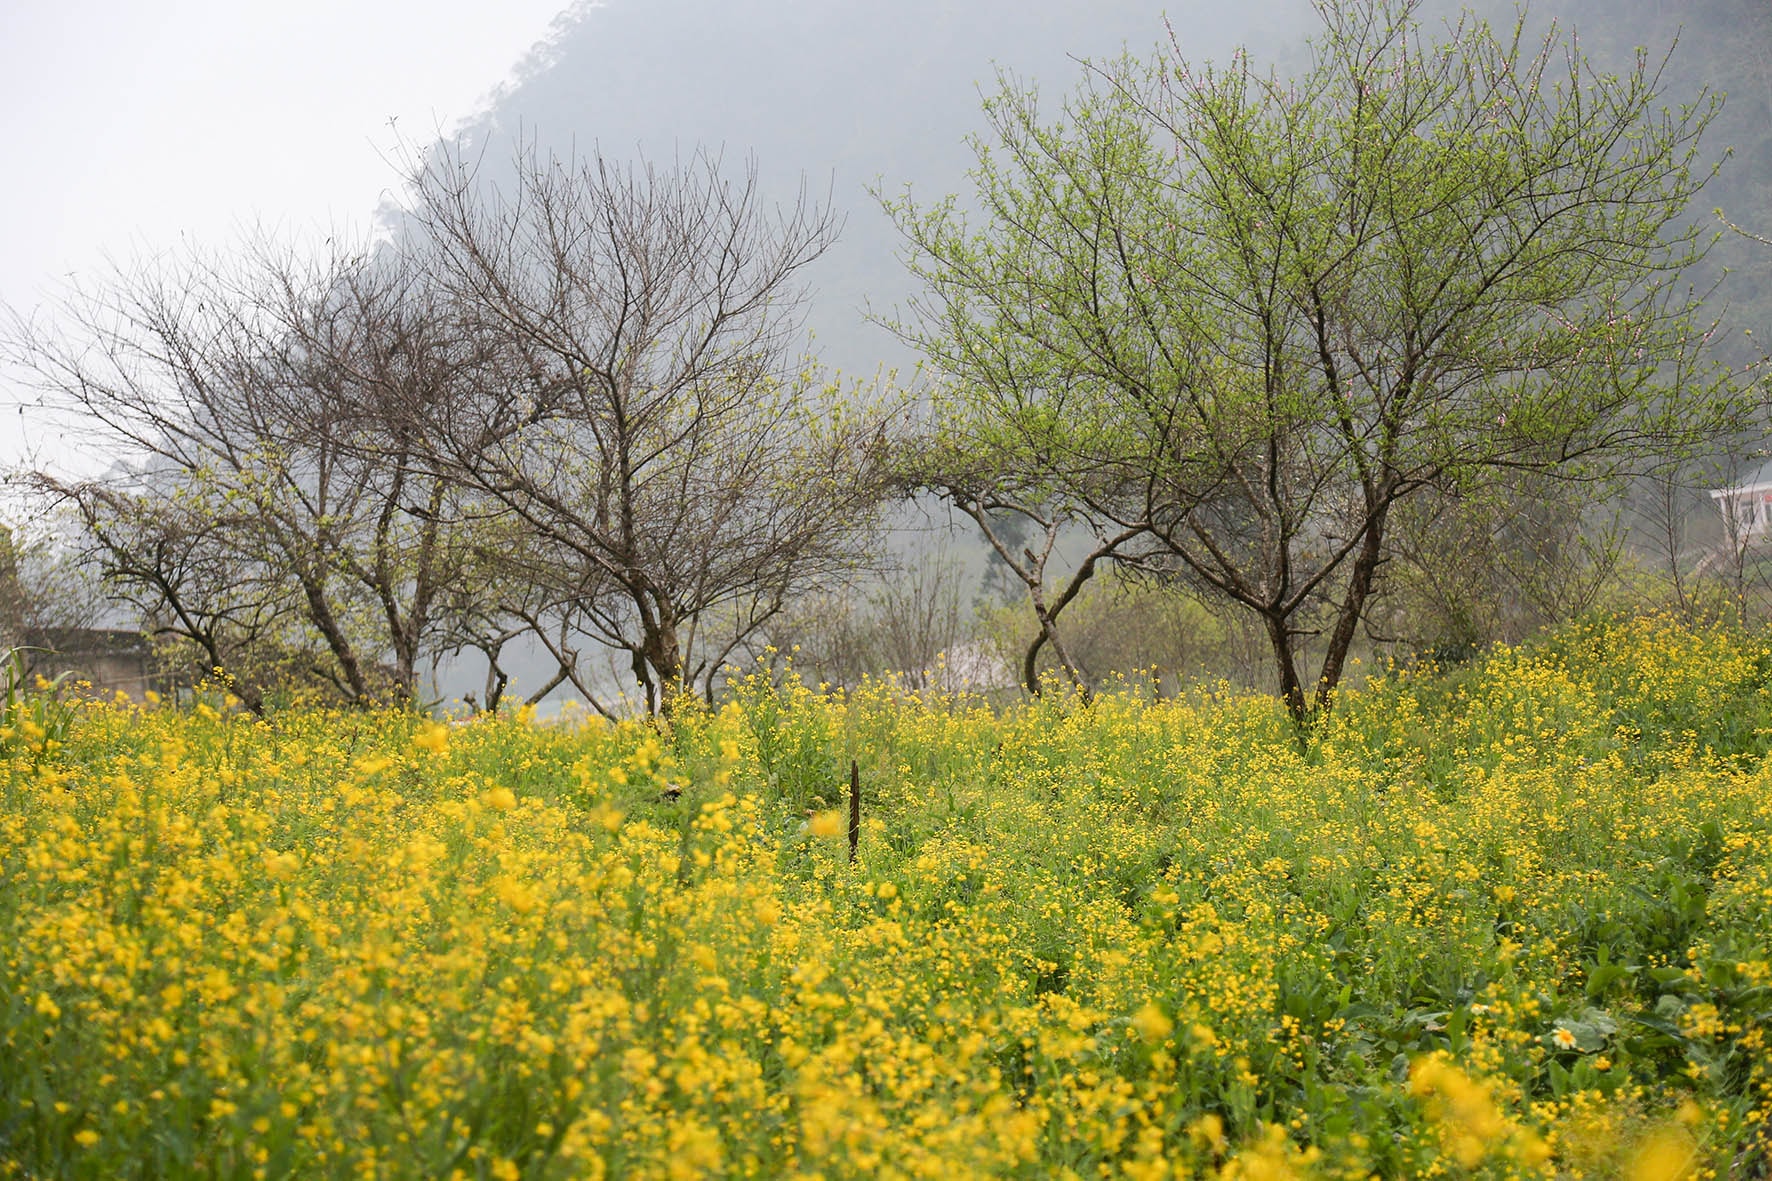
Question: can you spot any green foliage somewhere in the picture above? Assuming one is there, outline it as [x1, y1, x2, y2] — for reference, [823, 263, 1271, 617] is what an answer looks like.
[974, 573, 1233, 691]
[0, 648, 75, 767]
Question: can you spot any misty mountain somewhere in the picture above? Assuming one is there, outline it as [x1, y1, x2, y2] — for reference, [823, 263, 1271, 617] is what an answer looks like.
[427, 0, 1316, 378]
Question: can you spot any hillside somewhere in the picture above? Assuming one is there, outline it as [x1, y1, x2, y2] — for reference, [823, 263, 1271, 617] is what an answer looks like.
[425, 0, 1315, 378]
[1511, 0, 1772, 349]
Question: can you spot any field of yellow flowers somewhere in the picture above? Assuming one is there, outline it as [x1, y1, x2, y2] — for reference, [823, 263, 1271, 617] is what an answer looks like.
[2, 615, 1770, 1179]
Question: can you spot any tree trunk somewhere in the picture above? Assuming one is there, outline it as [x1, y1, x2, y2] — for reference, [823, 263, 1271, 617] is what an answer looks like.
[1314, 500, 1392, 714]
[290, 554, 372, 704]
[1264, 612, 1309, 727]
[1023, 603, 1091, 700]
[634, 588, 684, 715]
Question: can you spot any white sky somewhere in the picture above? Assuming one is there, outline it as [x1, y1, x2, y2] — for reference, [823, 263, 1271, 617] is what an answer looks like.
[0, 0, 571, 470]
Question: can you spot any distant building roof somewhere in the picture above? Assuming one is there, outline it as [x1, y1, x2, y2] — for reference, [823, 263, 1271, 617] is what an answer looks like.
[1711, 458, 1772, 498]
[27, 627, 153, 657]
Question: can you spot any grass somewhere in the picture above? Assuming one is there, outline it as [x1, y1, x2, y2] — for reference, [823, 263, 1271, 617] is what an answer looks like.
[1, 614, 1769, 1178]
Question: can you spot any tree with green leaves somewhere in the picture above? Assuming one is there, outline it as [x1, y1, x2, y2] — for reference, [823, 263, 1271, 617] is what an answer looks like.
[890, 394, 1147, 698]
[889, 0, 1741, 723]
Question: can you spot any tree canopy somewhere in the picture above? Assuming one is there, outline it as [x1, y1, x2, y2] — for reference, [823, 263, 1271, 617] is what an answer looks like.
[889, 0, 1744, 722]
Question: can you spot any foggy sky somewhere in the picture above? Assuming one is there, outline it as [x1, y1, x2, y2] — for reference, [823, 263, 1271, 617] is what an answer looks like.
[1, 0, 1325, 473]
[0, 0, 572, 472]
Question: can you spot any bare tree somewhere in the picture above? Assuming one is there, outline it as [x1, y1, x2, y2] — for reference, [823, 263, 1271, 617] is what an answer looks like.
[933, 486, 1140, 699]
[5, 236, 482, 708]
[402, 141, 897, 713]
[1379, 472, 1625, 659]
[0, 516, 107, 656]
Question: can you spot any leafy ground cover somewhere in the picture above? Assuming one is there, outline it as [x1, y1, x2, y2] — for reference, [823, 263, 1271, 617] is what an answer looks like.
[2, 615, 1770, 1178]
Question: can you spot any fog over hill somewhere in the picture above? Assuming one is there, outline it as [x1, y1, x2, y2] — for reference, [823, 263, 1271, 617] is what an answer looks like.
[1480, 0, 1772, 346]
[402, 0, 1317, 380]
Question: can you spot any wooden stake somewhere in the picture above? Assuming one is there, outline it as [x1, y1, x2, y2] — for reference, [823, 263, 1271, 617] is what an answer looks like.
[848, 758, 860, 864]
